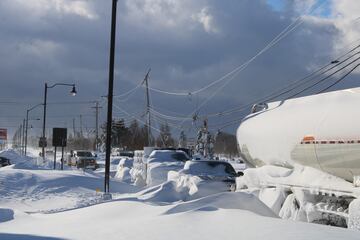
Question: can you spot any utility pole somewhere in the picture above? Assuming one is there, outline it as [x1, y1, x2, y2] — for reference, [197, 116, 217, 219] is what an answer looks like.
[19, 124, 22, 154]
[92, 101, 102, 151]
[80, 114, 83, 138]
[104, 0, 118, 196]
[72, 118, 76, 137]
[22, 118, 25, 155]
[143, 68, 152, 146]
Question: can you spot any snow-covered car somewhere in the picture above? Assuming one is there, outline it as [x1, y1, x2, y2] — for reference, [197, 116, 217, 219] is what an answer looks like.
[169, 160, 243, 196]
[115, 158, 134, 182]
[0, 156, 11, 167]
[146, 150, 190, 186]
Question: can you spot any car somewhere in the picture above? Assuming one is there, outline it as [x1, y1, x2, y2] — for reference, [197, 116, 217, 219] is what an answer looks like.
[67, 150, 98, 170]
[0, 157, 11, 167]
[146, 150, 190, 186]
[172, 160, 243, 193]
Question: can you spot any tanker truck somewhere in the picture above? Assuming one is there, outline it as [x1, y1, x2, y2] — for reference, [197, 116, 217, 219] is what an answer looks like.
[236, 87, 360, 228]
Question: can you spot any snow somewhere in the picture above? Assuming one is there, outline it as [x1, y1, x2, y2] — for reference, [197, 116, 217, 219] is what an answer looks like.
[114, 158, 133, 182]
[237, 164, 355, 194]
[1, 149, 360, 239]
[146, 150, 188, 186]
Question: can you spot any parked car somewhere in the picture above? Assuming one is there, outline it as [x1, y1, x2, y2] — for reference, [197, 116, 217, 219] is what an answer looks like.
[174, 160, 243, 192]
[67, 150, 98, 170]
[146, 150, 190, 186]
[0, 157, 11, 167]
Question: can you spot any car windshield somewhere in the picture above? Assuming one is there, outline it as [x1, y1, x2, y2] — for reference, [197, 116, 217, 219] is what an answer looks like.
[76, 152, 93, 157]
[186, 161, 237, 176]
[171, 152, 189, 162]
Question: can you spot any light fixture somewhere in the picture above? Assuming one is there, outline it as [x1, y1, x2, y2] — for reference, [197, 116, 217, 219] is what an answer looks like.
[70, 85, 77, 96]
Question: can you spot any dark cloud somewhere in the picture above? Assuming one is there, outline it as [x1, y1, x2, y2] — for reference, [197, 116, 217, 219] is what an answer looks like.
[0, 0, 357, 139]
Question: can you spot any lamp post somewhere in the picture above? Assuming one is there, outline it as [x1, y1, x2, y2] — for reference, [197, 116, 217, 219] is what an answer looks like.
[41, 83, 77, 161]
[25, 103, 43, 156]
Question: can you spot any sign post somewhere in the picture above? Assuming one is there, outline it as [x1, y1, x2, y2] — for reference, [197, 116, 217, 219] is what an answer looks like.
[52, 128, 67, 170]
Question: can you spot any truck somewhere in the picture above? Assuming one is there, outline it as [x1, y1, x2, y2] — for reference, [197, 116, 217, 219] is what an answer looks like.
[66, 150, 98, 170]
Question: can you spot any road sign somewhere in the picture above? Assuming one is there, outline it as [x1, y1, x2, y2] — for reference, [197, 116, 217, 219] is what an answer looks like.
[52, 128, 67, 147]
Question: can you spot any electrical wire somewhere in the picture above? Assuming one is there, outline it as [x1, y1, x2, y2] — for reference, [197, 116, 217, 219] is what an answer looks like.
[208, 62, 360, 131]
[112, 103, 163, 134]
[178, 0, 327, 127]
[316, 63, 360, 94]
[146, 1, 326, 98]
[201, 44, 360, 118]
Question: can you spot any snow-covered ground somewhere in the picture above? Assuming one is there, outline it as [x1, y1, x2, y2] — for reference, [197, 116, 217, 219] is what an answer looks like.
[1, 149, 359, 239]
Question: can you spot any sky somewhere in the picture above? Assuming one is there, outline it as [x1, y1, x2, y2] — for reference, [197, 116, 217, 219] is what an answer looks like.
[0, 0, 360, 142]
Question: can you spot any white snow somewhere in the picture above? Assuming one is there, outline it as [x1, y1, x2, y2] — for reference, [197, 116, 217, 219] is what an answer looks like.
[1, 149, 360, 239]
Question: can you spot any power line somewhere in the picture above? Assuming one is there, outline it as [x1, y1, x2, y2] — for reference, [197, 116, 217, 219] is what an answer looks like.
[317, 63, 360, 94]
[112, 103, 163, 134]
[178, 0, 326, 127]
[201, 44, 360, 118]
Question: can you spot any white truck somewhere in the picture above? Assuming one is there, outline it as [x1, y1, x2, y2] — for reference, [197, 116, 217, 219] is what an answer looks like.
[66, 150, 98, 170]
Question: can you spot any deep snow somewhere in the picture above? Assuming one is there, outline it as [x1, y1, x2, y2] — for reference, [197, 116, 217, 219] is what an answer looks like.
[1, 149, 360, 240]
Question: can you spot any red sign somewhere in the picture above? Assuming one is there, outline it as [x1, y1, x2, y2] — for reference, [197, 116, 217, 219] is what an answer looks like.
[0, 129, 7, 140]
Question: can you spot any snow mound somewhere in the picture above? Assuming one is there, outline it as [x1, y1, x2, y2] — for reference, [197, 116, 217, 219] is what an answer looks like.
[237, 164, 353, 192]
[0, 149, 39, 170]
[138, 181, 187, 204]
[114, 158, 133, 182]
[164, 192, 278, 218]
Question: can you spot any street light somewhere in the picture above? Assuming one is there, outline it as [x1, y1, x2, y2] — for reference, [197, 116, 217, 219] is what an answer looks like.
[41, 83, 77, 161]
[25, 103, 43, 156]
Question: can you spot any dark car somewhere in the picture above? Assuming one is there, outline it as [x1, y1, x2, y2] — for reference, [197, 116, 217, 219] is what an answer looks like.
[0, 157, 11, 167]
[178, 160, 243, 191]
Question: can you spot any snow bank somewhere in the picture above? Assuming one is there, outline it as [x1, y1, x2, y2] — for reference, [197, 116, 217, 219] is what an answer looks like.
[1, 198, 359, 240]
[237, 164, 353, 193]
[164, 192, 278, 218]
[348, 199, 360, 230]
[114, 158, 133, 182]
[0, 149, 39, 170]
[0, 167, 140, 213]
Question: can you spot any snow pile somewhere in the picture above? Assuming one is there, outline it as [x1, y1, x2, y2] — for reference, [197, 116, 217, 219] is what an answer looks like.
[146, 150, 187, 186]
[114, 158, 133, 182]
[164, 192, 278, 218]
[2, 196, 359, 240]
[1, 149, 360, 239]
[237, 164, 353, 193]
[348, 199, 360, 230]
[238, 165, 356, 226]
[0, 166, 140, 213]
[138, 181, 188, 203]
[0, 149, 39, 170]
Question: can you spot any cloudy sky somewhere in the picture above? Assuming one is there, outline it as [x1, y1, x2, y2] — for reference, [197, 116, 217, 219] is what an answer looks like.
[0, 0, 359, 140]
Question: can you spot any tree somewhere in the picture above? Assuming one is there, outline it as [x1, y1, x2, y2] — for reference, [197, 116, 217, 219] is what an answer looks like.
[178, 131, 187, 148]
[214, 132, 239, 158]
[156, 123, 175, 147]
